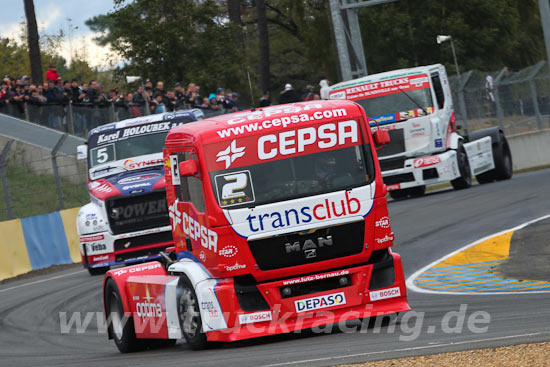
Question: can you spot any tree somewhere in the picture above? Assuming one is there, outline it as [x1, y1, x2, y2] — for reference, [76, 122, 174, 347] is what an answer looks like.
[256, 0, 270, 93]
[23, 0, 42, 85]
[86, 0, 249, 99]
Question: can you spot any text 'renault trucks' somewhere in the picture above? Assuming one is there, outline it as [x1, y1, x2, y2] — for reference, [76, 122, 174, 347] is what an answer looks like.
[76, 110, 204, 275]
[329, 64, 513, 199]
[102, 100, 410, 353]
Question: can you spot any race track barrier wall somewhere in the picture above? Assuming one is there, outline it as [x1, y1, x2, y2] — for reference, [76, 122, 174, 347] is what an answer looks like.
[507, 128, 550, 171]
[0, 207, 80, 281]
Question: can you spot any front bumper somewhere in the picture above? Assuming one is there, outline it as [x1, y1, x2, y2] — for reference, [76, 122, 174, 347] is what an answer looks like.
[206, 251, 410, 342]
[382, 150, 460, 191]
[80, 226, 173, 268]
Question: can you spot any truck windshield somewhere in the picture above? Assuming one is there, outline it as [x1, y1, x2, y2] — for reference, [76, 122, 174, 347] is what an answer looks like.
[210, 145, 375, 209]
[88, 130, 168, 169]
[355, 88, 433, 121]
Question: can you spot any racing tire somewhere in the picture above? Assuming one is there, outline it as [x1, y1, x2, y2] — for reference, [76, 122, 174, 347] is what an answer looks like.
[451, 143, 472, 190]
[88, 266, 110, 276]
[475, 132, 513, 183]
[405, 185, 426, 198]
[494, 133, 513, 180]
[388, 189, 408, 200]
[104, 278, 144, 353]
[177, 277, 208, 350]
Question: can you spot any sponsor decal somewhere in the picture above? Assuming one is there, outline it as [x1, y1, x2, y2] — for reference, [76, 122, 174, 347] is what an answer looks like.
[130, 189, 145, 194]
[88, 182, 101, 189]
[225, 263, 246, 272]
[257, 120, 358, 161]
[375, 216, 390, 229]
[199, 251, 206, 261]
[87, 242, 107, 252]
[216, 105, 348, 138]
[294, 292, 346, 313]
[329, 91, 346, 99]
[92, 255, 109, 262]
[136, 302, 162, 318]
[132, 296, 140, 301]
[369, 286, 401, 301]
[97, 131, 120, 144]
[435, 138, 443, 148]
[113, 263, 162, 276]
[94, 183, 112, 193]
[413, 156, 441, 168]
[122, 182, 152, 191]
[371, 114, 396, 124]
[124, 158, 164, 170]
[110, 200, 166, 220]
[201, 301, 220, 318]
[219, 245, 238, 258]
[216, 140, 245, 169]
[245, 191, 361, 233]
[168, 201, 218, 252]
[386, 184, 401, 191]
[80, 234, 105, 242]
[239, 311, 272, 324]
[375, 234, 394, 244]
[117, 173, 161, 185]
[282, 270, 349, 286]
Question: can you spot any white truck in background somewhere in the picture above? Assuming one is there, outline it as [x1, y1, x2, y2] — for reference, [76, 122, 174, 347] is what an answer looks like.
[329, 64, 513, 199]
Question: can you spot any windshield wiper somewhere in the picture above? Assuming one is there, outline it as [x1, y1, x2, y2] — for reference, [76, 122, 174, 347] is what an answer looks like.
[397, 86, 428, 116]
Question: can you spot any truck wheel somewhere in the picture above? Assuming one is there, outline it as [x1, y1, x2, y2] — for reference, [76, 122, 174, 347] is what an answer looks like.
[475, 132, 513, 183]
[494, 133, 513, 180]
[389, 189, 408, 200]
[451, 143, 472, 190]
[406, 185, 426, 198]
[88, 266, 109, 276]
[104, 278, 144, 353]
[178, 277, 208, 350]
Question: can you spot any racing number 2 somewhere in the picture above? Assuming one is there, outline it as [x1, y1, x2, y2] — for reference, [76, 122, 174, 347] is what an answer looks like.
[214, 170, 255, 207]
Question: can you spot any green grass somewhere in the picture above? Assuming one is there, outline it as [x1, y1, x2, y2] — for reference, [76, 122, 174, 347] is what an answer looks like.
[0, 166, 89, 221]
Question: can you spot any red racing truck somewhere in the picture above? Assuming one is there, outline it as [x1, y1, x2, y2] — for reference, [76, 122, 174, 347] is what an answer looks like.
[103, 100, 410, 352]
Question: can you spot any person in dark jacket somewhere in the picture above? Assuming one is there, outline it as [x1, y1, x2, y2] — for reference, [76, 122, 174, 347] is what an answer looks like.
[259, 91, 271, 107]
[279, 83, 300, 104]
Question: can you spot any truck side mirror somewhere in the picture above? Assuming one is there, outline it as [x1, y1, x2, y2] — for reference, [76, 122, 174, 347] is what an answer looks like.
[373, 129, 390, 147]
[77, 145, 87, 160]
[179, 160, 199, 176]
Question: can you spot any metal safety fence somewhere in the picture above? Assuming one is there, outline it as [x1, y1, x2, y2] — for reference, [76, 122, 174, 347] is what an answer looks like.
[449, 60, 550, 135]
[0, 135, 88, 221]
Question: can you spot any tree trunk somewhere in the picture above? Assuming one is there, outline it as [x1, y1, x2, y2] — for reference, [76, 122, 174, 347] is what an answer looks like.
[23, 0, 43, 85]
[227, 0, 242, 25]
[257, 0, 270, 93]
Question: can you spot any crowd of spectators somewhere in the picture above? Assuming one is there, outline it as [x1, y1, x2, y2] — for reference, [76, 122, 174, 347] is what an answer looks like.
[0, 63, 327, 137]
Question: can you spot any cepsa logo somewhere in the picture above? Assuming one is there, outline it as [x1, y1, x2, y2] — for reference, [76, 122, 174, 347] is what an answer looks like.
[169, 201, 218, 253]
[124, 158, 164, 170]
[258, 120, 358, 160]
[413, 156, 441, 168]
[246, 191, 361, 233]
[295, 292, 346, 312]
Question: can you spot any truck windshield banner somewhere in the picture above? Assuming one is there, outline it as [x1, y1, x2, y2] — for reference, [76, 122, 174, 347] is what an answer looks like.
[329, 74, 431, 102]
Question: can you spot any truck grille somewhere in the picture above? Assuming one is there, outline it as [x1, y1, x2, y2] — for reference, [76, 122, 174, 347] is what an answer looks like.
[106, 191, 170, 235]
[379, 157, 405, 171]
[383, 173, 415, 185]
[248, 221, 365, 271]
[378, 129, 405, 157]
[114, 231, 173, 251]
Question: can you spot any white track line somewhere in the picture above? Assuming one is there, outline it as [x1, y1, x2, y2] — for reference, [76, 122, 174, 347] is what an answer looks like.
[262, 332, 547, 367]
[406, 214, 550, 295]
[0, 269, 86, 294]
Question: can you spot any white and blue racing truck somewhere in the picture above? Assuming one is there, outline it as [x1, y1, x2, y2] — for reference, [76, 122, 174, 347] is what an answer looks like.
[329, 64, 512, 199]
[76, 110, 204, 275]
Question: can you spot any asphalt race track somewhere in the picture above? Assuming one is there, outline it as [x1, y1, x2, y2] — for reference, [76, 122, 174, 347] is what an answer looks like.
[1, 169, 549, 367]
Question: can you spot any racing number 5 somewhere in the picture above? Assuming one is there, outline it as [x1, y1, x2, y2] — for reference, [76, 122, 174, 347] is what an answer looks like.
[221, 173, 248, 200]
[96, 147, 109, 163]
